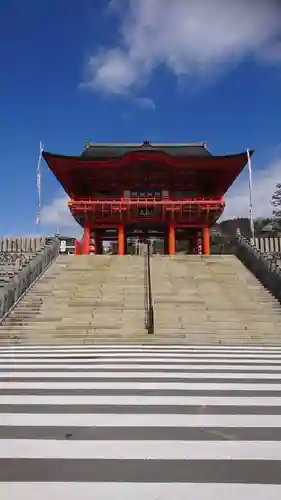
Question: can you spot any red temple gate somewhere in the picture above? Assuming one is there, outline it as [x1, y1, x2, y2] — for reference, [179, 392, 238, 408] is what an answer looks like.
[43, 142, 252, 256]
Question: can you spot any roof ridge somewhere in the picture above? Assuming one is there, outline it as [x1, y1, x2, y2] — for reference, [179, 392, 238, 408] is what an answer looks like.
[84, 142, 208, 148]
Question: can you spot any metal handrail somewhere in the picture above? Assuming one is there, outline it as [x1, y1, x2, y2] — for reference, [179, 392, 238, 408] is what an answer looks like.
[144, 240, 154, 334]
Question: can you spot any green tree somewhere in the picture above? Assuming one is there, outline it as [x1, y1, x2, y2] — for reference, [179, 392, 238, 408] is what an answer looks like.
[271, 183, 281, 224]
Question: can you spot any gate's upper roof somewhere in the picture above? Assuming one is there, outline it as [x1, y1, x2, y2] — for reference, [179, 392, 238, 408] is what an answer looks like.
[81, 142, 212, 159]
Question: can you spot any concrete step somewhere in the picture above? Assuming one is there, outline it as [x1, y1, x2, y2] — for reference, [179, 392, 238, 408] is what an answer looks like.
[1, 253, 281, 346]
[0, 256, 146, 342]
[152, 254, 281, 344]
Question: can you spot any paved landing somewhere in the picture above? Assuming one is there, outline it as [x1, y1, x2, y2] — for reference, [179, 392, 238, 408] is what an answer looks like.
[1, 344, 281, 499]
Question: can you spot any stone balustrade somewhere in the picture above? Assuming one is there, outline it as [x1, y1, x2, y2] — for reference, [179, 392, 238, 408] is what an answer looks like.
[0, 237, 46, 253]
[0, 238, 60, 321]
[235, 234, 281, 303]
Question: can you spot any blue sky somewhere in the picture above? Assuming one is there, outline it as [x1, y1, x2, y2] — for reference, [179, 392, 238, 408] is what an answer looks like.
[1, 0, 281, 236]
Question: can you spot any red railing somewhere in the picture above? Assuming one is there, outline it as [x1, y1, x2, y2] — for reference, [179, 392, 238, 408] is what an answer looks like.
[69, 199, 224, 209]
[72, 195, 222, 202]
[69, 199, 224, 227]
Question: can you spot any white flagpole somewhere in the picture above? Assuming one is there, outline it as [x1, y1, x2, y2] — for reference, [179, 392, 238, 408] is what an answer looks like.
[36, 141, 44, 229]
[246, 148, 255, 242]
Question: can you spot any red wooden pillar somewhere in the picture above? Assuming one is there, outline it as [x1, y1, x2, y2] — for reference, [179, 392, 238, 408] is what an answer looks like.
[202, 227, 210, 256]
[168, 224, 175, 255]
[82, 226, 91, 255]
[74, 239, 81, 255]
[118, 225, 125, 256]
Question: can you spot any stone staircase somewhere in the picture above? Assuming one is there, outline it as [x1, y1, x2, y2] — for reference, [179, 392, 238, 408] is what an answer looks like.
[152, 254, 281, 344]
[0, 255, 147, 344]
[1, 253, 281, 345]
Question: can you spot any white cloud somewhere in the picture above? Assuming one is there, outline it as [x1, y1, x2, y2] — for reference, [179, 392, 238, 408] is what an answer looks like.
[41, 195, 81, 236]
[84, 48, 141, 95]
[222, 158, 281, 220]
[134, 96, 156, 110]
[83, 0, 281, 95]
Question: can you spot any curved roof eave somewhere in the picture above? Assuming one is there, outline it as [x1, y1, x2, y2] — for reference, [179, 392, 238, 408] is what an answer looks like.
[43, 149, 254, 198]
[42, 149, 254, 165]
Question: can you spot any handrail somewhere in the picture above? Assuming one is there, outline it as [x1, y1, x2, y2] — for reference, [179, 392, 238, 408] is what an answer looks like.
[144, 240, 154, 334]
